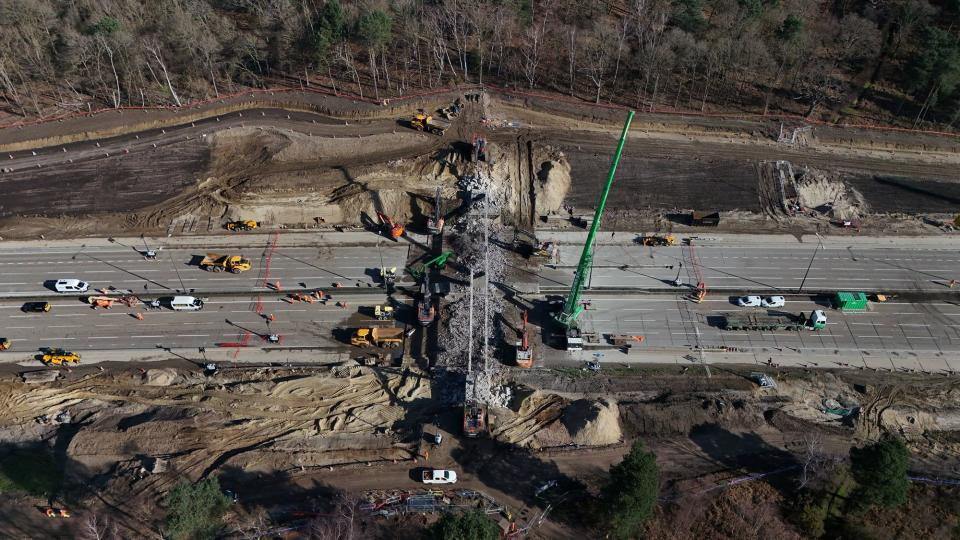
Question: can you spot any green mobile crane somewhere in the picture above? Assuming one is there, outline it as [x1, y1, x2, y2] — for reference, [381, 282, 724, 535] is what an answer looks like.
[553, 111, 634, 351]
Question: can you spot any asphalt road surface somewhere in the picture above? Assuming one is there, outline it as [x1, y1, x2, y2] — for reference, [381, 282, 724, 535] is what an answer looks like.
[0, 292, 409, 354]
[0, 243, 408, 297]
[565, 294, 960, 373]
[538, 242, 960, 292]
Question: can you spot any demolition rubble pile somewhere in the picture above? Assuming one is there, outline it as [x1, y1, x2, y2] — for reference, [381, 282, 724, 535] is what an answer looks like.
[434, 169, 513, 409]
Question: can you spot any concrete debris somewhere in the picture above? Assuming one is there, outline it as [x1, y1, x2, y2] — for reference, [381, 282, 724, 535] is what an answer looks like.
[22, 370, 60, 384]
[436, 165, 513, 408]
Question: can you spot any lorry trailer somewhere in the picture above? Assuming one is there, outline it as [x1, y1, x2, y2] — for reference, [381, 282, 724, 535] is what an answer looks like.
[719, 310, 826, 331]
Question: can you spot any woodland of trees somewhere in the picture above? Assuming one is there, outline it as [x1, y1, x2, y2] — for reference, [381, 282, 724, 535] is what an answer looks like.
[1, 0, 959, 128]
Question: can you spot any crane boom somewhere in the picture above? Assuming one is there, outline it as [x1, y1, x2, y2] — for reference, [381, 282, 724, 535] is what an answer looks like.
[555, 110, 634, 331]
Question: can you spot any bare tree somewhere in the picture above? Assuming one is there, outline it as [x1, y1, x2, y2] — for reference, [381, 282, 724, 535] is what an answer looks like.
[308, 492, 361, 540]
[581, 22, 616, 104]
[96, 36, 121, 108]
[80, 513, 118, 540]
[797, 432, 843, 489]
[565, 24, 578, 96]
[336, 44, 362, 98]
[795, 58, 845, 118]
[611, 16, 631, 91]
[519, 1, 552, 88]
[144, 40, 181, 107]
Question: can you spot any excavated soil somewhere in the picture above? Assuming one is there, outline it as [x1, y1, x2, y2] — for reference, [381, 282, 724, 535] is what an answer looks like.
[0, 91, 958, 238]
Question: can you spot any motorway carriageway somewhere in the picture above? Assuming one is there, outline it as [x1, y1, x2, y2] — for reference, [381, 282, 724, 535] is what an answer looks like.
[0, 293, 401, 353]
[576, 295, 960, 363]
[0, 245, 408, 297]
[539, 243, 960, 292]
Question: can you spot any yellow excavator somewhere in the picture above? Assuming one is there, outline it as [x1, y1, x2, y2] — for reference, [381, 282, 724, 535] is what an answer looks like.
[42, 349, 81, 365]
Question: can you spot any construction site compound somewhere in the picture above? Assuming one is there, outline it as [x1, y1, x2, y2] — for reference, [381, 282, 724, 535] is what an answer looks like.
[0, 87, 959, 538]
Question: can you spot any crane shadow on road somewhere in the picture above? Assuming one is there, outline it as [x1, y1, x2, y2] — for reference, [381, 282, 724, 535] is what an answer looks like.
[78, 253, 175, 291]
[274, 251, 353, 282]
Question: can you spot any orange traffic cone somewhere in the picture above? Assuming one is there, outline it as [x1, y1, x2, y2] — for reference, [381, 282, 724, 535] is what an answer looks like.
[268, 313, 276, 322]
[274, 281, 281, 291]
[134, 312, 144, 320]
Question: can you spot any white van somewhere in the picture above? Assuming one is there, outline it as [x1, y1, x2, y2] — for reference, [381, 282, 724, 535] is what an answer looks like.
[169, 296, 204, 311]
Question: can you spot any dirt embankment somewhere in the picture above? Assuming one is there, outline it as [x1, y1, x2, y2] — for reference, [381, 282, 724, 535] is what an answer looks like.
[0, 364, 433, 535]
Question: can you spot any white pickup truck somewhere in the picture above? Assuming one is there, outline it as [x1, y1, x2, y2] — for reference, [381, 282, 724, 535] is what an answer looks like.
[421, 469, 457, 484]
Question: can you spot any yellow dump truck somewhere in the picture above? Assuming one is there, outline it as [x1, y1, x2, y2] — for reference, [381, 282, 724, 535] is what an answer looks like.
[638, 234, 676, 247]
[200, 253, 251, 273]
[351, 327, 404, 348]
[225, 220, 259, 231]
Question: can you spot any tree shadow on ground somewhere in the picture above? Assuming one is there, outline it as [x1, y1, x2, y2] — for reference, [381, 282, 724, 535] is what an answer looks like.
[689, 424, 799, 493]
[450, 438, 591, 529]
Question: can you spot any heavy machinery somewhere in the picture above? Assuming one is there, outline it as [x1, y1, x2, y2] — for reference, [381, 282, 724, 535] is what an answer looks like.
[553, 111, 635, 351]
[719, 310, 826, 331]
[463, 400, 487, 438]
[376, 211, 404, 240]
[417, 273, 436, 326]
[409, 251, 453, 280]
[42, 349, 81, 365]
[410, 111, 450, 135]
[427, 187, 445, 235]
[86, 295, 140, 309]
[471, 134, 488, 162]
[351, 327, 404, 348]
[0, 338, 10, 351]
[515, 310, 533, 368]
[380, 267, 397, 293]
[513, 229, 557, 260]
[638, 234, 676, 246]
[200, 253, 251, 273]
[374, 304, 394, 320]
[225, 220, 259, 231]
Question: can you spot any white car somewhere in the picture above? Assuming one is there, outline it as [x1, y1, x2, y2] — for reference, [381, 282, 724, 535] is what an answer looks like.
[761, 296, 786, 308]
[54, 279, 89, 293]
[422, 469, 458, 484]
[737, 295, 762, 307]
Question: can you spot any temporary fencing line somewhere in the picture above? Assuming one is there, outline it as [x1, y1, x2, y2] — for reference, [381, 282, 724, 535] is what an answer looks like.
[2, 79, 956, 140]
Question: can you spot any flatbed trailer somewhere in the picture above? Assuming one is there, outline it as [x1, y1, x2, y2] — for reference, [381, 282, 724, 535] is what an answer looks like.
[720, 310, 826, 331]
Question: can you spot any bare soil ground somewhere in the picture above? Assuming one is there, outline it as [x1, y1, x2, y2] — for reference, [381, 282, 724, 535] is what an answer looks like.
[0, 89, 957, 239]
[1, 361, 957, 538]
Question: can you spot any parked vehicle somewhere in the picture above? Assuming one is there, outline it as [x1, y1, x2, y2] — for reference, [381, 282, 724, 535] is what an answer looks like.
[737, 295, 762, 307]
[422, 469, 458, 484]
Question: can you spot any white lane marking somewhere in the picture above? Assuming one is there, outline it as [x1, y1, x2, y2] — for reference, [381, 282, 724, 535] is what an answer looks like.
[132, 335, 165, 338]
[176, 334, 209, 337]
[88, 336, 118, 340]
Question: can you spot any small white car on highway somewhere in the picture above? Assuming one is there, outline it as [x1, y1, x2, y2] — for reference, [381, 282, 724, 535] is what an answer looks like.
[761, 296, 786, 308]
[422, 469, 458, 484]
[737, 295, 762, 307]
[54, 279, 89, 293]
